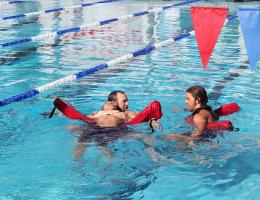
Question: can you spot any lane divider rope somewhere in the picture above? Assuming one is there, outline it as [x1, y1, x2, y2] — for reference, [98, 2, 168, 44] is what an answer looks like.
[1, 0, 121, 21]
[0, 0, 27, 6]
[0, 0, 201, 48]
[0, 14, 239, 107]
[0, 31, 194, 107]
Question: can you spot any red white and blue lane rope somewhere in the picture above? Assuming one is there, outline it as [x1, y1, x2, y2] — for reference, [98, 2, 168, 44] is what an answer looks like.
[0, 0, 201, 48]
[1, 0, 121, 21]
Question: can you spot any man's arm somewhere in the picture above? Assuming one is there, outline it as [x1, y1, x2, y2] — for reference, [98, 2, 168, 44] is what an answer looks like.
[165, 113, 207, 143]
[190, 113, 207, 137]
[125, 111, 137, 117]
[125, 110, 162, 130]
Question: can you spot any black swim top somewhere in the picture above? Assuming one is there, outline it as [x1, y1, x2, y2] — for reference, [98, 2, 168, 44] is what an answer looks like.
[192, 105, 219, 120]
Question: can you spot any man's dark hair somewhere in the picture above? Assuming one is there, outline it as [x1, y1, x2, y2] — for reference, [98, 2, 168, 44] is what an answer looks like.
[186, 86, 208, 105]
[107, 90, 126, 102]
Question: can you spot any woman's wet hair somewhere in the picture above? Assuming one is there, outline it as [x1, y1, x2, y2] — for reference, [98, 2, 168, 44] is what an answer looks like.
[186, 86, 208, 105]
[107, 90, 126, 102]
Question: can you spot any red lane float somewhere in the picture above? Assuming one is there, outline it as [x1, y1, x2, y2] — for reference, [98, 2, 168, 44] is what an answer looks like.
[185, 103, 240, 131]
[50, 98, 162, 125]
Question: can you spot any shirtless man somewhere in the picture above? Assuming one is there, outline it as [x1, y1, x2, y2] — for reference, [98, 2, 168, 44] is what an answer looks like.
[105, 90, 161, 129]
[72, 91, 160, 160]
[165, 86, 218, 144]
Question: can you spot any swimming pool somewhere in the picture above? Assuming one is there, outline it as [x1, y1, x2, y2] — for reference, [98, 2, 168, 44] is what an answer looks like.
[0, 0, 259, 199]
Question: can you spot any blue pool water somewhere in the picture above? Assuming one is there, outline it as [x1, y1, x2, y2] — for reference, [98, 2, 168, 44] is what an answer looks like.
[0, 0, 260, 199]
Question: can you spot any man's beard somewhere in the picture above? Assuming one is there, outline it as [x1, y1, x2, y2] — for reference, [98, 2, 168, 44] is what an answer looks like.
[116, 105, 123, 112]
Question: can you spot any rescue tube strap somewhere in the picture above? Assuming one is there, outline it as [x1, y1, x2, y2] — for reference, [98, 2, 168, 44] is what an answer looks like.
[192, 105, 219, 120]
[148, 118, 157, 133]
[49, 107, 56, 118]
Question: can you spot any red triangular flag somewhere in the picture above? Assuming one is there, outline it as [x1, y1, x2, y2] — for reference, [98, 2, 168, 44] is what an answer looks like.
[191, 6, 228, 70]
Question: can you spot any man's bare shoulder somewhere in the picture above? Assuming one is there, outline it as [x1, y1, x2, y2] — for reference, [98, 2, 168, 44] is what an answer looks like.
[196, 109, 212, 119]
[125, 111, 137, 115]
[124, 111, 137, 119]
[193, 112, 207, 124]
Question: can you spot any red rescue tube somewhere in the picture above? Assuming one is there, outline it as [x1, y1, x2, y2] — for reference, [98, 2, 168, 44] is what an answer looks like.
[185, 116, 234, 131]
[214, 102, 240, 117]
[207, 103, 239, 131]
[185, 103, 240, 131]
[127, 100, 162, 125]
[53, 98, 96, 124]
[52, 98, 162, 125]
[206, 120, 233, 131]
